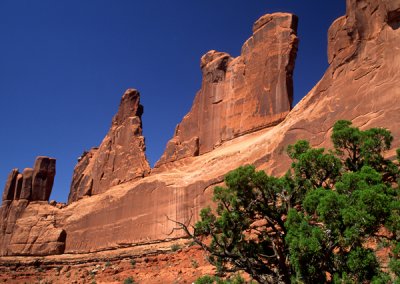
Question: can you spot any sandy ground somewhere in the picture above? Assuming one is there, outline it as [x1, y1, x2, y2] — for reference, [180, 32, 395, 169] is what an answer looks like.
[0, 240, 216, 284]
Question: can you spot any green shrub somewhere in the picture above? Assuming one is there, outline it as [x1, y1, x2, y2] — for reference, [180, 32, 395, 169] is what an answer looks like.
[183, 121, 400, 283]
[194, 275, 215, 284]
[194, 274, 246, 284]
[191, 259, 199, 269]
[170, 243, 181, 252]
[130, 259, 136, 267]
[124, 276, 135, 284]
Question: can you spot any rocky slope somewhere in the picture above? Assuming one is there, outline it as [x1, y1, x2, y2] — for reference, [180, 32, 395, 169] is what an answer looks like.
[0, 2, 399, 277]
[0, 241, 214, 284]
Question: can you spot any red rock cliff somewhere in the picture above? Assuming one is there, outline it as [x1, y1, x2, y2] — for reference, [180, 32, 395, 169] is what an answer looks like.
[57, 1, 400, 253]
[155, 13, 298, 167]
[0, 157, 65, 256]
[1, 0, 399, 257]
[68, 89, 151, 203]
[263, 0, 400, 175]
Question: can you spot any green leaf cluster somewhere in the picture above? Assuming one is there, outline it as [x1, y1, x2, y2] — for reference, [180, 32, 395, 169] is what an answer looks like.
[191, 121, 400, 283]
[194, 273, 248, 284]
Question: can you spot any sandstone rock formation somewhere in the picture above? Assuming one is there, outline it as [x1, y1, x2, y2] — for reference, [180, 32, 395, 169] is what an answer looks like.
[1, 0, 400, 258]
[155, 13, 298, 166]
[0, 157, 65, 256]
[2, 169, 19, 202]
[58, 0, 399, 253]
[68, 89, 151, 203]
[48, 12, 301, 254]
[263, 0, 400, 175]
[20, 168, 34, 200]
[2, 157, 56, 203]
[31, 157, 56, 201]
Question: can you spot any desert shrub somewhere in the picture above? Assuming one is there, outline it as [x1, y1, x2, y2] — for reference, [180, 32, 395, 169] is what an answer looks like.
[170, 243, 181, 252]
[180, 121, 400, 283]
[191, 259, 199, 268]
[130, 258, 136, 267]
[124, 276, 136, 284]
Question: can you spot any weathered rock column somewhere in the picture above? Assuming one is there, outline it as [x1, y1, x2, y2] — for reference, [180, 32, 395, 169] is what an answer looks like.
[68, 89, 151, 203]
[0, 156, 65, 256]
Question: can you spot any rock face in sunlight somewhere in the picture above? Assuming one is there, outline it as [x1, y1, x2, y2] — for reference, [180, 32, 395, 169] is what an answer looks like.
[263, 0, 400, 175]
[68, 89, 151, 203]
[155, 13, 298, 167]
[0, 157, 65, 256]
[2, 157, 56, 203]
[0, 0, 399, 261]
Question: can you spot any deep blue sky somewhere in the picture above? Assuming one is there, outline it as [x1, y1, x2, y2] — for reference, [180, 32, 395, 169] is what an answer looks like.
[0, 1, 345, 203]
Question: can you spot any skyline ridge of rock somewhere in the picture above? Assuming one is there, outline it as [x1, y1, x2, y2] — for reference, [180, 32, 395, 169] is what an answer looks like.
[0, 156, 65, 256]
[0, 0, 399, 261]
[2, 156, 56, 203]
[68, 88, 151, 203]
[156, 13, 298, 167]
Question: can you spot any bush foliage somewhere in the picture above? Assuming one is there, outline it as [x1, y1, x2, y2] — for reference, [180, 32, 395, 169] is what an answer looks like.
[183, 121, 400, 283]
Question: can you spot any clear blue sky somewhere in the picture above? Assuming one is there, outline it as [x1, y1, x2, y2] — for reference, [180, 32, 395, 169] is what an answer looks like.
[0, 1, 345, 203]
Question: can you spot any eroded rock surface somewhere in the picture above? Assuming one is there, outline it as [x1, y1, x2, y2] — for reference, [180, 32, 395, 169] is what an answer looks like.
[59, 0, 400, 253]
[264, 0, 400, 175]
[1, 0, 400, 258]
[155, 13, 298, 166]
[2, 157, 56, 204]
[2, 169, 18, 202]
[31, 157, 56, 201]
[0, 201, 66, 256]
[68, 89, 151, 203]
[0, 157, 64, 256]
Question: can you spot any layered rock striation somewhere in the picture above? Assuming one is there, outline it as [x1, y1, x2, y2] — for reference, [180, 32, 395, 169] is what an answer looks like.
[155, 13, 298, 167]
[1, 0, 399, 258]
[68, 89, 151, 203]
[46, 12, 301, 254]
[0, 157, 65, 256]
[59, 0, 400, 253]
[263, 0, 400, 175]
